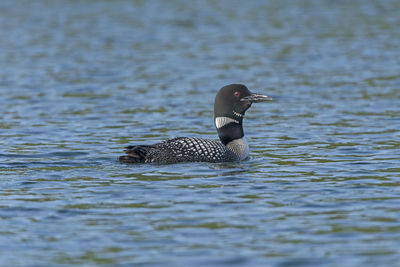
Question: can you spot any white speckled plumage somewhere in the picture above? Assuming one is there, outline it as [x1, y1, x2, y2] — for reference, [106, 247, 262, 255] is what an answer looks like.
[144, 137, 238, 163]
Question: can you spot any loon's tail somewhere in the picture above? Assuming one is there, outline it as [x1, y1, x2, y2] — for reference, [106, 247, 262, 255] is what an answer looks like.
[119, 145, 152, 163]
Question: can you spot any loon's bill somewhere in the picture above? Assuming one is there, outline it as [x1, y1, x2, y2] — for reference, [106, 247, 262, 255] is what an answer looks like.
[119, 84, 272, 164]
[240, 93, 272, 102]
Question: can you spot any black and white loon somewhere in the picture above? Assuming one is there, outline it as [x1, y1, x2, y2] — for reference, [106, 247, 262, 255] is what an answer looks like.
[119, 84, 271, 164]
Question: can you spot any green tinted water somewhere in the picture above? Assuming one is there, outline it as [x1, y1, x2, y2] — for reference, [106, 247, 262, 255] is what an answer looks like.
[1, 0, 400, 266]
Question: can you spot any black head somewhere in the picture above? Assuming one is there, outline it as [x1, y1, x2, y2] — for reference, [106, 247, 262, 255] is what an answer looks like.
[214, 84, 271, 121]
[214, 84, 271, 145]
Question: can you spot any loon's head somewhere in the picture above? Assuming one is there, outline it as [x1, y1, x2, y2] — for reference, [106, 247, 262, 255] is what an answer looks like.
[214, 84, 271, 145]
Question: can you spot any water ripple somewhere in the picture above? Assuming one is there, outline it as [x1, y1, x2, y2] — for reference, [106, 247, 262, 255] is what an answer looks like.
[1, 0, 400, 266]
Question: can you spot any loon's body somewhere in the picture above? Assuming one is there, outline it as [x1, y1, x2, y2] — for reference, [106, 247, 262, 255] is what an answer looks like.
[119, 84, 271, 164]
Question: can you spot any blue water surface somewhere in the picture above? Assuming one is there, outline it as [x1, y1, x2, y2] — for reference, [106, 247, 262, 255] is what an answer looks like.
[1, 0, 400, 266]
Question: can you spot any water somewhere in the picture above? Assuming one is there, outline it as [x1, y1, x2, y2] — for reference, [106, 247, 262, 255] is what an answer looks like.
[1, 0, 400, 266]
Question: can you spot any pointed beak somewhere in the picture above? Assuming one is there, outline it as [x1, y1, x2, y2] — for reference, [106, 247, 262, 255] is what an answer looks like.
[240, 93, 272, 103]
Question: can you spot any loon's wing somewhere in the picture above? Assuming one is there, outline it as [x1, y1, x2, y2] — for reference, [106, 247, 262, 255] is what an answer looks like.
[119, 137, 236, 164]
[149, 137, 234, 163]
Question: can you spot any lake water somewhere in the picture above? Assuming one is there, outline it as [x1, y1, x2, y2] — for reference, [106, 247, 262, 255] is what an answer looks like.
[1, 0, 400, 266]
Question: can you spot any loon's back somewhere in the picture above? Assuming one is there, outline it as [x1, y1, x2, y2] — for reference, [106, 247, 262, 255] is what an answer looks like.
[119, 84, 271, 164]
[119, 137, 238, 164]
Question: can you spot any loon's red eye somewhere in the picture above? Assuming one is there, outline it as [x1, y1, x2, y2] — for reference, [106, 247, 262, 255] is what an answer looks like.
[234, 91, 240, 97]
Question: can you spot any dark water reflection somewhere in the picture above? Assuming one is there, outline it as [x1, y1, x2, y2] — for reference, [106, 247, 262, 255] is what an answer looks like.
[1, 0, 400, 266]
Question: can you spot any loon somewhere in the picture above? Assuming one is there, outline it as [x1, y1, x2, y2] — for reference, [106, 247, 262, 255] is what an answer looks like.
[119, 84, 271, 164]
